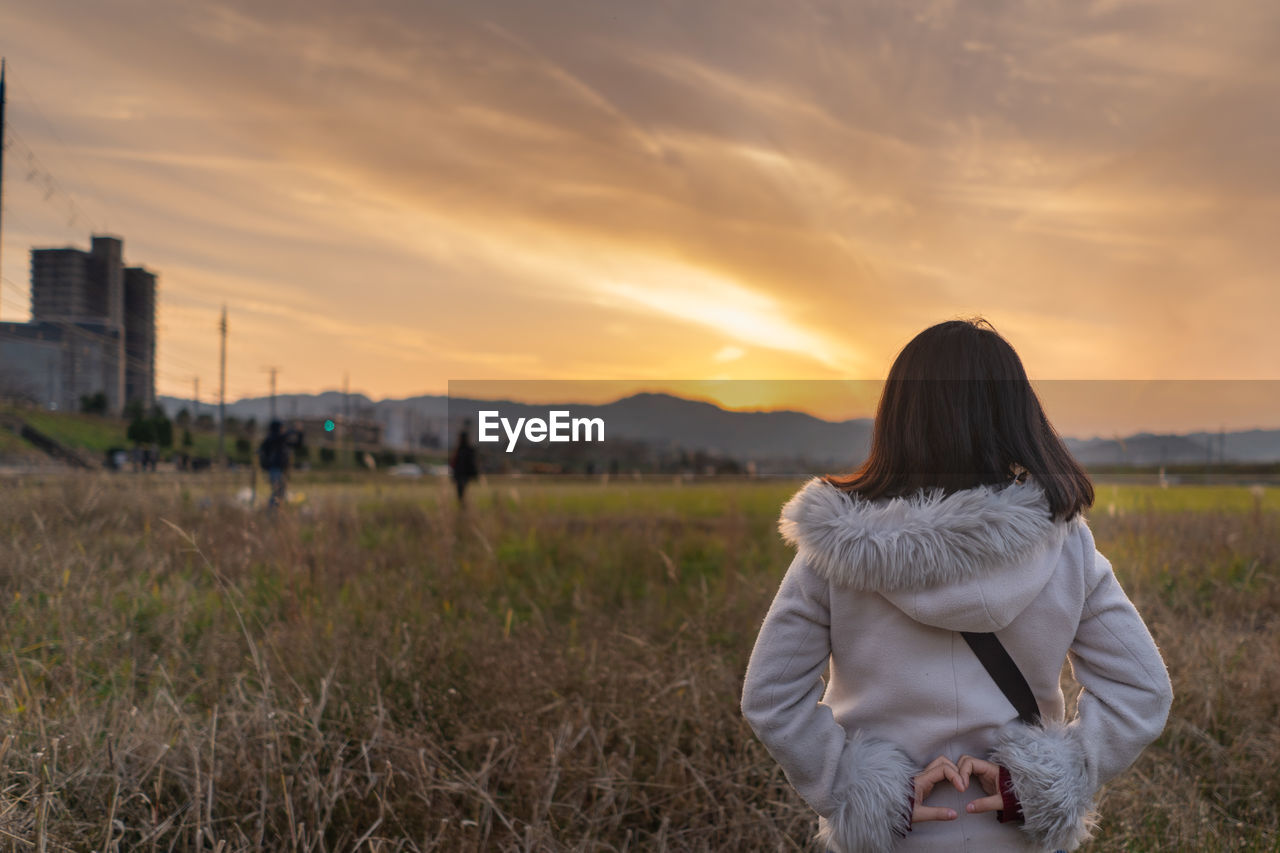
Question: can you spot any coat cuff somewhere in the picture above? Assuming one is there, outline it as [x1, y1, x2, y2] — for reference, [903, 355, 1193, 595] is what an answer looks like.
[893, 790, 915, 838]
[815, 732, 916, 853]
[996, 763, 1024, 823]
[988, 720, 1098, 851]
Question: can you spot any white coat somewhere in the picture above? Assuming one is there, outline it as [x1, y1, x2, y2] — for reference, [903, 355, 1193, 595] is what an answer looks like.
[741, 476, 1173, 852]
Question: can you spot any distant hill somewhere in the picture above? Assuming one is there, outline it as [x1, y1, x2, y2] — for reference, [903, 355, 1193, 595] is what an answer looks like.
[1064, 433, 1211, 466]
[448, 392, 875, 469]
[1064, 429, 1280, 465]
[158, 391, 1280, 468]
[158, 391, 873, 468]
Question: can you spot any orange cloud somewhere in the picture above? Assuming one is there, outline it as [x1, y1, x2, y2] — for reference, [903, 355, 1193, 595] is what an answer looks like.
[1, 0, 1278, 433]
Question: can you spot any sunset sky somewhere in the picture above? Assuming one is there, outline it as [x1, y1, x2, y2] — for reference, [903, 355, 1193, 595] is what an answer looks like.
[1, 0, 1278, 430]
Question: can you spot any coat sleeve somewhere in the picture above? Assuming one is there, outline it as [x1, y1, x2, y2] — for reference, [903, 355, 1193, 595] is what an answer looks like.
[989, 522, 1174, 852]
[742, 553, 916, 853]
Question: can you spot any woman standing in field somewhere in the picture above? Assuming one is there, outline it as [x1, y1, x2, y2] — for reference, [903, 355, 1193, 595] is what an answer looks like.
[741, 319, 1173, 852]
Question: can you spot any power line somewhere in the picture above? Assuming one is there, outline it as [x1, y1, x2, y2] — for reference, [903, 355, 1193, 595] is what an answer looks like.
[0, 274, 30, 315]
[5, 258, 213, 387]
[2, 57, 7, 309]
[217, 305, 227, 467]
[0, 72, 219, 418]
[0, 273, 29, 306]
[3, 125, 100, 235]
[6, 314, 187, 413]
[5, 66, 114, 232]
[262, 365, 279, 420]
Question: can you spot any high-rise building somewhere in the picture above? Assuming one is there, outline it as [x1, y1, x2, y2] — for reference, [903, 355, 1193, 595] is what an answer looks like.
[0, 234, 157, 415]
[29, 248, 95, 320]
[124, 265, 157, 409]
[0, 68, 158, 417]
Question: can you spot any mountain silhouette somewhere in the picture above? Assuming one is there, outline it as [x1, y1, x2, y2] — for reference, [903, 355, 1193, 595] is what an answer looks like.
[158, 391, 1280, 467]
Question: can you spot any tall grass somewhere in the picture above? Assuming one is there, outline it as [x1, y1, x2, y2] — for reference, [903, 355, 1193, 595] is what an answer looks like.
[0, 476, 1275, 850]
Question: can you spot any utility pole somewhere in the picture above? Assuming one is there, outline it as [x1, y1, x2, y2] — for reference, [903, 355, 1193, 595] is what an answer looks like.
[1, 58, 7, 320]
[192, 376, 199, 417]
[263, 365, 279, 420]
[343, 371, 350, 464]
[217, 305, 227, 467]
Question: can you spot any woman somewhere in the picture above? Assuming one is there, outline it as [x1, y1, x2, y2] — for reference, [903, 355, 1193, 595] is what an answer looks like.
[741, 319, 1172, 852]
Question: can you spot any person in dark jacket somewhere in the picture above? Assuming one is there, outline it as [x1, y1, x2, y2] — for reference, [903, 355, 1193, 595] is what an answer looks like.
[449, 426, 479, 506]
[258, 419, 301, 508]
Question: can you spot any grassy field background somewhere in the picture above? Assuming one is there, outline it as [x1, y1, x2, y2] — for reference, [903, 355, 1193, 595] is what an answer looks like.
[0, 474, 1276, 850]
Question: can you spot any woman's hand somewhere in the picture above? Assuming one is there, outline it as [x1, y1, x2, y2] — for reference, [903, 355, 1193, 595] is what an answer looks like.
[911, 755, 966, 822]
[956, 754, 1005, 815]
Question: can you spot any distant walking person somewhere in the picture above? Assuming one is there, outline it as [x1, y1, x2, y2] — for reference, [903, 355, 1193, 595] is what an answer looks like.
[258, 419, 300, 509]
[449, 426, 479, 506]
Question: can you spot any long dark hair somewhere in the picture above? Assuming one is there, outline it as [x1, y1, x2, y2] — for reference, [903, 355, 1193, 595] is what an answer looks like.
[825, 318, 1093, 520]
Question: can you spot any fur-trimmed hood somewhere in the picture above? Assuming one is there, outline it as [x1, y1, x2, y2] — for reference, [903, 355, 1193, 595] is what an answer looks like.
[748, 477, 1171, 852]
[778, 476, 1079, 632]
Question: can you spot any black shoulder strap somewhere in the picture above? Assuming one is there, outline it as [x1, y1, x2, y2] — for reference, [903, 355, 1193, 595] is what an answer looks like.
[960, 631, 1041, 726]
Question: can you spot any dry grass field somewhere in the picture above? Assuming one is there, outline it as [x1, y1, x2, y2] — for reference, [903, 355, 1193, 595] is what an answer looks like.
[0, 475, 1276, 851]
